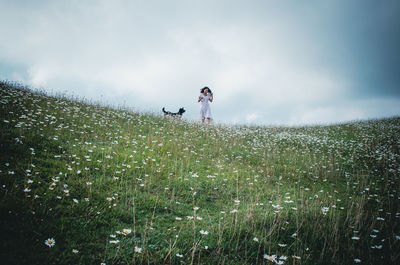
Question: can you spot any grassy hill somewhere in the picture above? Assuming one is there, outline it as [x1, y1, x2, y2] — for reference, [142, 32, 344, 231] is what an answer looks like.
[1, 81, 399, 265]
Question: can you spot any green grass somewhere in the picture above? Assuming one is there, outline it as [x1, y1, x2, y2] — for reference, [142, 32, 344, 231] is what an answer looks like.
[1, 80, 399, 264]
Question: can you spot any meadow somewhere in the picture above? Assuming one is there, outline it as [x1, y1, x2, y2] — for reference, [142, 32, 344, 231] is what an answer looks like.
[0, 81, 399, 265]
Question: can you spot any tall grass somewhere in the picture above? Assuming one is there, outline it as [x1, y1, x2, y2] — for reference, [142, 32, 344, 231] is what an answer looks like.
[0, 81, 399, 264]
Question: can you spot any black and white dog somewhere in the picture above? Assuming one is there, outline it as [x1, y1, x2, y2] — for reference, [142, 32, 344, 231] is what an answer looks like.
[162, 107, 186, 117]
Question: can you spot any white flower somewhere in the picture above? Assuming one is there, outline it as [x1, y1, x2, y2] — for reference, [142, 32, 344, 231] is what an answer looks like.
[354, 258, 361, 263]
[45, 238, 56, 247]
[263, 254, 277, 262]
[122, 229, 132, 235]
[322, 207, 329, 215]
[134, 246, 142, 253]
[199, 230, 209, 235]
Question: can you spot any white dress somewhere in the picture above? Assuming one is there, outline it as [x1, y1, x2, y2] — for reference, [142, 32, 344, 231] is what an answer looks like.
[199, 93, 212, 119]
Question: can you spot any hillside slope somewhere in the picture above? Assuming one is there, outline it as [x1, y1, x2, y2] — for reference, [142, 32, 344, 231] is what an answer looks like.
[1, 81, 399, 264]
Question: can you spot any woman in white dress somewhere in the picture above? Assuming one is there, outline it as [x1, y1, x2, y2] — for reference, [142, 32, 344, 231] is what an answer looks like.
[198, 86, 213, 123]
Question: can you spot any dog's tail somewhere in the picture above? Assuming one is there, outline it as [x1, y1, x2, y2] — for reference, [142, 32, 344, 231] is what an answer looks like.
[162, 107, 167, 114]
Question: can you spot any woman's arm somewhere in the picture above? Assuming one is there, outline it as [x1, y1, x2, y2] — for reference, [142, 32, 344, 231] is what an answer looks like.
[209, 93, 213, 102]
[198, 95, 203, 102]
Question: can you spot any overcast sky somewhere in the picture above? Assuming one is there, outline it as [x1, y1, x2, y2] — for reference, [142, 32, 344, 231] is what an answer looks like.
[1, 0, 399, 125]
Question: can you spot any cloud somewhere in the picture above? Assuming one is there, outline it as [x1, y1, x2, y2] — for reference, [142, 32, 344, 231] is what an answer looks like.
[0, 0, 399, 125]
[288, 97, 400, 125]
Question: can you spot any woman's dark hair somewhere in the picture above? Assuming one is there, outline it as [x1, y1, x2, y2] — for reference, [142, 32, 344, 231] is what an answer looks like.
[200, 86, 212, 94]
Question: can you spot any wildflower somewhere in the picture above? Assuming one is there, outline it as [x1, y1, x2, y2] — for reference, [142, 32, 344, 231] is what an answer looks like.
[134, 246, 142, 253]
[122, 229, 132, 235]
[175, 217, 182, 220]
[264, 254, 277, 262]
[176, 253, 183, 258]
[72, 249, 79, 254]
[24, 187, 31, 192]
[278, 243, 287, 247]
[199, 230, 209, 235]
[354, 258, 361, 263]
[109, 240, 120, 244]
[253, 237, 259, 242]
[45, 238, 56, 247]
[371, 245, 382, 249]
[73, 198, 78, 204]
[106, 197, 112, 201]
[351, 236, 360, 240]
[293, 255, 301, 260]
[230, 209, 238, 213]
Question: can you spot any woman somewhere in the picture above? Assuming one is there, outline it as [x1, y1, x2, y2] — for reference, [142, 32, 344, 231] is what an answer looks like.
[198, 86, 213, 123]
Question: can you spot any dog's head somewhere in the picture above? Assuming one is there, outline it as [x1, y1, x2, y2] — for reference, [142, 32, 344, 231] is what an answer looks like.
[179, 108, 186, 114]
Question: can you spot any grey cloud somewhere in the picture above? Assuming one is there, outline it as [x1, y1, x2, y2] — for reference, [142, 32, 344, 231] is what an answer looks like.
[0, 0, 399, 125]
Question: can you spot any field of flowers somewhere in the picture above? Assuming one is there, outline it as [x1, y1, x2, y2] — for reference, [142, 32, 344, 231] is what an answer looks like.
[0, 81, 399, 265]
